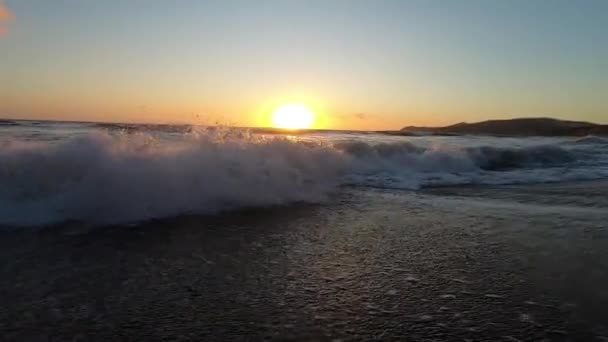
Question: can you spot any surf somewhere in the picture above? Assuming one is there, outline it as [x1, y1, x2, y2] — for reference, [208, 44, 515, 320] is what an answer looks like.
[1, 127, 607, 226]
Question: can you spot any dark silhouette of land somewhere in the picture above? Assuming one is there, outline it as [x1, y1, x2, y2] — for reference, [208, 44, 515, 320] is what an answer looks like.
[392, 118, 608, 137]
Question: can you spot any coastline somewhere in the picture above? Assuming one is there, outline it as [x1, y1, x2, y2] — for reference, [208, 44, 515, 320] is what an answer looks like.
[1, 181, 607, 340]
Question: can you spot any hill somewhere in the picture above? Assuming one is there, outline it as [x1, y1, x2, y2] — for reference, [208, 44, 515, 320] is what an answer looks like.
[399, 118, 608, 136]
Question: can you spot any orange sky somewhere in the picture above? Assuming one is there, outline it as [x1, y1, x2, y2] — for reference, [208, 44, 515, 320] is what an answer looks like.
[1, 1, 607, 130]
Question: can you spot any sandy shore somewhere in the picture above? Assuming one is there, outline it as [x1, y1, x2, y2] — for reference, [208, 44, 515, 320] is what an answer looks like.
[1, 181, 608, 341]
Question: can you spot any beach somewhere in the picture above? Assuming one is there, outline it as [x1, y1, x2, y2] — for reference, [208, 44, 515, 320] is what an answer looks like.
[2, 180, 607, 341]
[4, 1, 608, 339]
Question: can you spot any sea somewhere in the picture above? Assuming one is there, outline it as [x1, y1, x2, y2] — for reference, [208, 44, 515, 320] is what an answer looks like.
[1, 119, 607, 227]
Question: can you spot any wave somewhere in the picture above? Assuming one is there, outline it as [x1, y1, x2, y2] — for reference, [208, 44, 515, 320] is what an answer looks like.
[335, 141, 597, 189]
[572, 135, 608, 145]
[336, 141, 577, 171]
[0, 130, 345, 226]
[95, 122, 193, 133]
[466, 145, 576, 170]
[0, 119, 20, 126]
[0, 130, 606, 226]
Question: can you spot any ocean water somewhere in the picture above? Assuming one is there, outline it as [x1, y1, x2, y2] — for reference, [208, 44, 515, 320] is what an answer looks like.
[1, 120, 607, 226]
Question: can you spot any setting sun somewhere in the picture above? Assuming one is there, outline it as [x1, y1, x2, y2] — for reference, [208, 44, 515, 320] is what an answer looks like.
[271, 103, 315, 129]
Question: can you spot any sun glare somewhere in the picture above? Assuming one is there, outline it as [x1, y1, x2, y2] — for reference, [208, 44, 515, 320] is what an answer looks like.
[271, 103, 315, 129]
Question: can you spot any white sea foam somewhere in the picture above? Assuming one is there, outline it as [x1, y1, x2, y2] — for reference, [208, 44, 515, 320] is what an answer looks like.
[0, 130, 345, 226]
[0, 127, 607, 226]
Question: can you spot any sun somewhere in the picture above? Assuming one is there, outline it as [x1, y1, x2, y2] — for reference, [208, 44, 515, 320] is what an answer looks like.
[271, 103, 315, 129]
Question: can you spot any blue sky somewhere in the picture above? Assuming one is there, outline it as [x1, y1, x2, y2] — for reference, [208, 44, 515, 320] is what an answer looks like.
[1, 0, 606, 128]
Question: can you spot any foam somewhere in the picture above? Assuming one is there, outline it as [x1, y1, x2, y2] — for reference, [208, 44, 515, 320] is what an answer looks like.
[0, 129, 606, 226]
[0, 130, 345, 226]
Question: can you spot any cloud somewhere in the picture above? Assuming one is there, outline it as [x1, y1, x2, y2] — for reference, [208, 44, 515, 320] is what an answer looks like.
[0, 1, 14, 36]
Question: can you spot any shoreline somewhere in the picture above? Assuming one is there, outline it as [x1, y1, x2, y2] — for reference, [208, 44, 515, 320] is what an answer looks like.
[1, 181, 607, 340]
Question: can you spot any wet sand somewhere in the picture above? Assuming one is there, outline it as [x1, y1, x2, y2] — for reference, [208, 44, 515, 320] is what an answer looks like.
[1, 181, 608, 341]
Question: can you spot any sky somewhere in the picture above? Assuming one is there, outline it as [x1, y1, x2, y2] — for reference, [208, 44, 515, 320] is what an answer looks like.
[1, 0, 607, 130]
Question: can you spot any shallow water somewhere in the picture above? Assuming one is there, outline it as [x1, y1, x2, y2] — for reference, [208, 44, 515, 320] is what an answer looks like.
[1, 181, 607, 340]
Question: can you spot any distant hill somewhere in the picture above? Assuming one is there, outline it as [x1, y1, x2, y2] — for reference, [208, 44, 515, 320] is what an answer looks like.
[399, 118, 608, 136]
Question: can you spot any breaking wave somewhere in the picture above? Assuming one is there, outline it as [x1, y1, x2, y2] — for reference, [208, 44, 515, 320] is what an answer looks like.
[0, 131, 344, 226]
[0, 129, 606, 226]
[334, 140, 605, 189]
